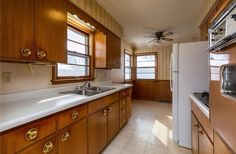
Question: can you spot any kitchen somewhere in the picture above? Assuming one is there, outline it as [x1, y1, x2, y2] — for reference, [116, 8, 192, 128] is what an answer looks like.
[0, 0, 236, 154]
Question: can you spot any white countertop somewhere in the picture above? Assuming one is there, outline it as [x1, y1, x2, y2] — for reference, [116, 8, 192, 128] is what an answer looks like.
[189, 93, 210, 119]
[0, 83, 132, 132]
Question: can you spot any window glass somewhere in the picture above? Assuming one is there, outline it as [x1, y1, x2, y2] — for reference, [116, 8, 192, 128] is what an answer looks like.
[125, 52, 132, 80]
[136, 54, 156, 79]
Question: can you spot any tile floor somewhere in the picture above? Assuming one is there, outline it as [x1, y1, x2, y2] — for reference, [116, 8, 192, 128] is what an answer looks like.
[102, 100, 192, 154]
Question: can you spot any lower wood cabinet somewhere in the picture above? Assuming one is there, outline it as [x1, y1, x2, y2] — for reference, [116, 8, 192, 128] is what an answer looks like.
[58, 118, 87, 154]
[107, 101, 120, 142]
[17, 135, 57, 154]
[214, 131, 233, 154]
[198, 125, 213, 154]
[191, 112, 213, 154]
[0, 88, 133, 154]
[192, 113, 199, 154]
[88, 108, 108, 154]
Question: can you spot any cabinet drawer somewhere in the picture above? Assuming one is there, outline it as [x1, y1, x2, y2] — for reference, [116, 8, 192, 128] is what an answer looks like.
[57, 104, 87, 130]
[120, 114, 126, 128]
[120, 98, 126, 109]
[1, 116, 56, 154]
[88, 93, 119, 115]
[17, 135, 57, 154]
[120, 90, 127, 98]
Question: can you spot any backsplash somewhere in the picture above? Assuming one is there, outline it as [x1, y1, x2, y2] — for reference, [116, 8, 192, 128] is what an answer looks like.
[0, 62, 110, 94]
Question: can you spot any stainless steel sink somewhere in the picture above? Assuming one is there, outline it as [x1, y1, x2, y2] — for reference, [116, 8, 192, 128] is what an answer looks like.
[59, 86, 116, 96]
[87, 86, 116, 92]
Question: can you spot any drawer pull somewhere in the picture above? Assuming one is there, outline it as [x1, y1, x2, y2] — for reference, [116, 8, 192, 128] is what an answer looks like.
[71, 111, 79, 120]
[123, 109, 126, 114]
[103, 109, 107, 116]
[198, 128, 203, 135]
[121, 119, 126, 123]
[26, 128, 38, 141]
[43, 141, 53, 153]
[37, 50, 47, 59]
[21, 48, 32, 57]
[108, 107, 112, 113]
[61, 132, 70, 142]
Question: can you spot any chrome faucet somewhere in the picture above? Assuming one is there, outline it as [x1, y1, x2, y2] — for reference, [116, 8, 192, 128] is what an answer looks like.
[80, 82, 91, 89]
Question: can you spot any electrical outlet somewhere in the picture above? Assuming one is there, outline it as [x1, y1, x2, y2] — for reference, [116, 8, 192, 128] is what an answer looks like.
[2, 72, 12, 83]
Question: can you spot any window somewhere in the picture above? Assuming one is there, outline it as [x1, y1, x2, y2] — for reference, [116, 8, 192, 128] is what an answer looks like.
[57, 26, 90, 78]
[124, 51, 132, 80]
[136, 54, 156, 79]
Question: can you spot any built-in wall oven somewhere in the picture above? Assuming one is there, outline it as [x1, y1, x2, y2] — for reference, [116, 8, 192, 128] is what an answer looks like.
[208, 1, 236, 51]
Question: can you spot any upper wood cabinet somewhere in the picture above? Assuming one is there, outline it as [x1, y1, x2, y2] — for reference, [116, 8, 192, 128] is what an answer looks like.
[0, 0, 67, 63]
[95, 31, 121, 69]
[106, 32, 121, 68]
[95, 31, 107, 68]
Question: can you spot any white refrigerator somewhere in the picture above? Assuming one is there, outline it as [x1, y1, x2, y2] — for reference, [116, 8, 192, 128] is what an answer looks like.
[171, 41, 209, 148]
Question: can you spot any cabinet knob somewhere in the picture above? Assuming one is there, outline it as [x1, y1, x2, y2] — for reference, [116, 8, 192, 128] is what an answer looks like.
[103, 109, 107, 116]
[71, 111, 79, 120]
[193, 123, 198, 127]
[198, 128, 204, 135]
[61, 132, 70, 142]
[122, 101, 126, 105]
[108, 107, 112, 113]
[21, 48, 32, 57]
[43, 141, 53, 153]
[25, 128, 38, 141]
[123, 109, 126, 114]
[37, 50, 47, 59]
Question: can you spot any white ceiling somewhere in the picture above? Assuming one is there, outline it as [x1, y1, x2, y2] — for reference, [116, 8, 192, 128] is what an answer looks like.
[96, 0, 204, 47]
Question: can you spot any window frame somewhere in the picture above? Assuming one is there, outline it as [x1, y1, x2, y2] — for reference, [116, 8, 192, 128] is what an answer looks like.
[124, 50, 132, 82]
[134, 52, 158, 81]
[52, 23, 94, 85]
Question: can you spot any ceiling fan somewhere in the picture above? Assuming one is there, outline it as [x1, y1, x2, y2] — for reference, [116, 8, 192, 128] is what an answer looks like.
[145, 32, 173, 44]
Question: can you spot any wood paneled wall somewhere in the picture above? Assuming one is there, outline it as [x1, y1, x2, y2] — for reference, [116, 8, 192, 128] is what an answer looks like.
[134, 45, 172, 80]
[133, 80, 172, 102]
[70, 0, 123, 37]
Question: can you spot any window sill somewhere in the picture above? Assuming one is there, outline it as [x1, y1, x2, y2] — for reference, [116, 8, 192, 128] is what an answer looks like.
[51, 77, 94, 85]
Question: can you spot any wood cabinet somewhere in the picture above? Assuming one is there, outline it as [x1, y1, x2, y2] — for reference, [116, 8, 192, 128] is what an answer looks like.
[58, 118, 87, 154]
[214, 131, 233, 154]
[94, 31, 121, 69]
[0, 88, 132, 154]
[88, 108, 108, 154]
[191, 112, 213, 154]
[95, 32, 107, 68]
[18, 135, 57, 154]
[0, 0, 67, 63]
[192, 113, 199, 154]
[126, 88, 132, 119]
[107, 101, 120, 142]
[106, 32, 121, 68]
[198, 125, 213, 154]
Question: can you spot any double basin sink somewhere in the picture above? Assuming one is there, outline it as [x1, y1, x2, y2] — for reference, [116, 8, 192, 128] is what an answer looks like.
[60, 86, 116, 96]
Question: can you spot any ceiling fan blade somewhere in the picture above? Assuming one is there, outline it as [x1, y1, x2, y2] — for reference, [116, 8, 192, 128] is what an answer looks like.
[163, 32, 173, 37]
[144, 36, 155, 38]
[147, 39, 157, 44]
[162, 37, 173, 41]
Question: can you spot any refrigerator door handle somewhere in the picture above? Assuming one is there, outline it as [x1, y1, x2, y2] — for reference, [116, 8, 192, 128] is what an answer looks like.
[170, 54, 173, 92]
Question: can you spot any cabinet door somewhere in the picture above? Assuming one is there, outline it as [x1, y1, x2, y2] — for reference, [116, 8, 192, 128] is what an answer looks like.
[88, 108, 107, 154]
[191, 113, 199, 154]
[17, 135, 57, 154]
[126, 89, 132, 119]
[106, 32, 121, 68]
[1, 0, 35, 60]
[95, 31, 107, 68]
[199, 125, 213, 154]
[34, 0, 67, 63]
[214, 131, 233, 154]
[108, 102, 120, 142]
[58, 118, 87, 154]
